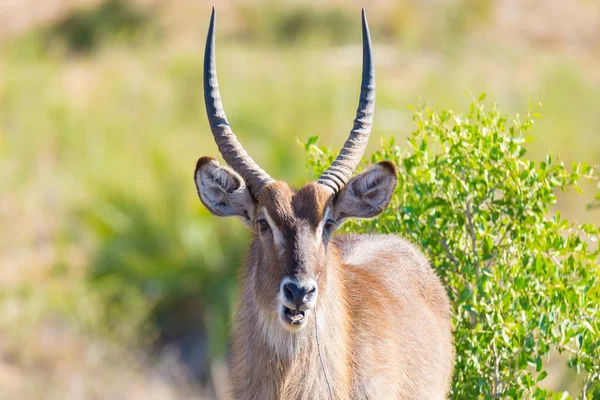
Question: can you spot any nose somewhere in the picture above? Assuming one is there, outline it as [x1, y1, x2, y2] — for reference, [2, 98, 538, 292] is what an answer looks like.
[282, 279, 317, 310]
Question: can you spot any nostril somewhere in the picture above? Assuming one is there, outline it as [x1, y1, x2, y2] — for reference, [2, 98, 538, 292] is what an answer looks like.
[302, 284, 317, 304]
[303, 289, 316, 303]
[283, 282, 299, 304]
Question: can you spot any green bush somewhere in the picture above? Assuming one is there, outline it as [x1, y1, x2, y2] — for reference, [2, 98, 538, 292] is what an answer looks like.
[304, 96, 600, 398]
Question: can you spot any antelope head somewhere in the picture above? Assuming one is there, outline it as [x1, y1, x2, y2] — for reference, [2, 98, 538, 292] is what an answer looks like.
[194, 9, 397, 333]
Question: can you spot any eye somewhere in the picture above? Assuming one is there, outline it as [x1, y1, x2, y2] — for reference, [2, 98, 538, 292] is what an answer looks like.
[257, 219, 270, 233]
[323, 219, 336, 235]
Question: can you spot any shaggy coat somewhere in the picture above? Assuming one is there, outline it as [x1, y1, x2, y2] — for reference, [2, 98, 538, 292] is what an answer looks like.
[223, 181, 454, 399]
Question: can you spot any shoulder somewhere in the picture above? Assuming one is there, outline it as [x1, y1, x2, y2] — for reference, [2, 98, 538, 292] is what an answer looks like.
[333, 233, 451, 323]
[332, 233, 427, 267]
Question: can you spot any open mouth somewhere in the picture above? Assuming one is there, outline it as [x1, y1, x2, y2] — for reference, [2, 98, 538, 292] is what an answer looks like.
[282, 306, 306, 325]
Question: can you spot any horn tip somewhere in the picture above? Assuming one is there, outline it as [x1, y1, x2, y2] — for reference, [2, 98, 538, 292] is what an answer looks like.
[361, 9, 369, 34]
[361, 8, 371, 45]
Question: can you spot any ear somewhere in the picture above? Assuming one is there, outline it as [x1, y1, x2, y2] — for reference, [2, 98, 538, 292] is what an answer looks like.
[194, 157, 256, 227]
[332, 161, 397, 224]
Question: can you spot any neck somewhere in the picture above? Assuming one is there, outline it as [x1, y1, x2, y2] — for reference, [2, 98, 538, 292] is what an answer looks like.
[230, 240, 351, 399]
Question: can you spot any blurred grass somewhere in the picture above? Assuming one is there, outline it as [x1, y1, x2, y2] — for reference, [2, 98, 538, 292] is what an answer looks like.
[0, 0, 599, 397]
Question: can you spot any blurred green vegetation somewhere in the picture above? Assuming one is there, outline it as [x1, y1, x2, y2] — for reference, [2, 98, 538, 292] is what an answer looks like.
[236, 2, 356, 46]
[45, 0, 153, 53]
[0, 0, 599, 397]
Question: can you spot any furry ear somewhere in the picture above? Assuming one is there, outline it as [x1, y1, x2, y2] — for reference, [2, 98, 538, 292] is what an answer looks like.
[332, 161, 397, 223]
[194, 157, 255, 226]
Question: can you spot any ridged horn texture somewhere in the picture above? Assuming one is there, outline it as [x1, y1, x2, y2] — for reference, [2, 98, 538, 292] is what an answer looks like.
[318, 9, 375, 194]
[204, 7, 274, 195]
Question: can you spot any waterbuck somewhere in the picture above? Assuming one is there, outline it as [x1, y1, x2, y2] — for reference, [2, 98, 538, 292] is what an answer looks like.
[194, 8, 454, 399]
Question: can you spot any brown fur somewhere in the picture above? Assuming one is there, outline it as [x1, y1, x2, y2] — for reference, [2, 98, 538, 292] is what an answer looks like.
[194, 160, 453, 399]
[227, 182, 453, 399]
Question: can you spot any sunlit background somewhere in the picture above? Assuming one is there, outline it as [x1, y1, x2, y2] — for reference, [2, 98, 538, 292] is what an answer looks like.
[0, 0, 598, 398]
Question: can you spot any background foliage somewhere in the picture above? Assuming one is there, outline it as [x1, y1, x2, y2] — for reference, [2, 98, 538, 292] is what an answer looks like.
[1, 0, 599, 398]
[306, 97, 600, 398]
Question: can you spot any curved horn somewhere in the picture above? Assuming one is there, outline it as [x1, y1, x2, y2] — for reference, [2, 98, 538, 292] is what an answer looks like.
[204, 7, 274, 195]
[318, 9, 375, 194]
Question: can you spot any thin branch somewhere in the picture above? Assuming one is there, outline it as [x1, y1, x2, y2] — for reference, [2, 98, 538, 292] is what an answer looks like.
[492, 340, 502, 399]
[557, 343, 581, 356]
[582, 374, 591, 400]
[440, 237, 474, 306]
[465, 199, 481, 277]
[556, 343, 596, 362]
[314, 307, 334, 400]
[549, 254, 563, 269]
[484, 223, 512, 269]
[440, 237, 461, 269]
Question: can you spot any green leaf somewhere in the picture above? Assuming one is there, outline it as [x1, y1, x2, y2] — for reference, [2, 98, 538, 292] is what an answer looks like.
[536, 370, 548, 383]
[582, 320, 596, 335]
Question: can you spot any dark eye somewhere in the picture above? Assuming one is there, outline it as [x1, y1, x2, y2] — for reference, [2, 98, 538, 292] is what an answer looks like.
[323, 219, 336, 235]
[257, 219, 270, 233]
